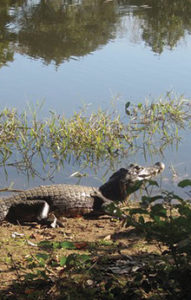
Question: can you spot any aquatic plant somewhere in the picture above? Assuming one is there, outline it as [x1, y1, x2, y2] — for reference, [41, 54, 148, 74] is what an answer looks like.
[0, 93, 190, 177]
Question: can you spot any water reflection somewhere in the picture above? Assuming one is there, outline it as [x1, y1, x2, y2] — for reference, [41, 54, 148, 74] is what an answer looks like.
[0, 0, 191, 67]
[126, 0, 189, 53]
[0, 0, 120, 66]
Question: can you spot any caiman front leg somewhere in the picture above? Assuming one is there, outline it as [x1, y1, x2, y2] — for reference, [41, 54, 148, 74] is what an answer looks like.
[6, 200, 58, 228]
[91, 191, 125, 219]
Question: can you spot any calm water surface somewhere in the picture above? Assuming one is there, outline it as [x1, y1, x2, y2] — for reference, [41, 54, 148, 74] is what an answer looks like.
[0, 0, 191, 190]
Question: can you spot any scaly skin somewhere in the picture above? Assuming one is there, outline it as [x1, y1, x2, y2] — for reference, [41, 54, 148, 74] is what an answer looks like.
[0, 162, 165, 225]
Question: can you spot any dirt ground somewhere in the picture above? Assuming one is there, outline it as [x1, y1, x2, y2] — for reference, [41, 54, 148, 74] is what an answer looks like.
[0, 216, 155, 280]
[0, 216, 165, 300]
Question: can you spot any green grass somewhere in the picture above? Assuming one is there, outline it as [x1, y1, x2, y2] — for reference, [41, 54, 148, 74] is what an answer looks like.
[0, 93, 191, 177]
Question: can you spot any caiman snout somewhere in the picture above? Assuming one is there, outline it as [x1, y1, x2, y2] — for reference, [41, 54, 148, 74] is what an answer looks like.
[124, 161, 165, 182]
[99, 162, 165, 202]
[154, 162, 165, 172]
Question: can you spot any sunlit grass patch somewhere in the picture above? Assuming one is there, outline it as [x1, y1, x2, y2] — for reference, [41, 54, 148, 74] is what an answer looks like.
[0, 93, 190, 177]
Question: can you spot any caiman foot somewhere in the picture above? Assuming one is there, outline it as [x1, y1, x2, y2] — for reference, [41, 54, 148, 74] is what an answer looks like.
[5, 200, 61, 227]
[91, 190, 126, 219]
[39, 213, 65, 228]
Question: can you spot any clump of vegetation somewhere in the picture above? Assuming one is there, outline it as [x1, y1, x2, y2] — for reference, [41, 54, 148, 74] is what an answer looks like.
[119, 178, 191, 299]
[125, 92, 191, 154]
[0, 93, 191, 178]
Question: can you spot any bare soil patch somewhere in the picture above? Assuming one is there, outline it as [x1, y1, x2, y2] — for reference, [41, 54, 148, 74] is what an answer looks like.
[0, 216, 177, 299]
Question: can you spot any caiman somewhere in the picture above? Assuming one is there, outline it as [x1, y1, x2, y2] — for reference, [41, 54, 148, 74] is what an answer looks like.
[0, 162, 165, 227]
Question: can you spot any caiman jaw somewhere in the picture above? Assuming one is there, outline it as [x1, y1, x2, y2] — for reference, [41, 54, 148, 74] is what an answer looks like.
[99, 162, 165, 203]
[135, 161, 165, 181]
[126, 161, 165, 181]
[119, 162, 165, 202]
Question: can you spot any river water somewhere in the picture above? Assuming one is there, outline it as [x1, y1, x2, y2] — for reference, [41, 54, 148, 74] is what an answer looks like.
[0, 0, 191, 191]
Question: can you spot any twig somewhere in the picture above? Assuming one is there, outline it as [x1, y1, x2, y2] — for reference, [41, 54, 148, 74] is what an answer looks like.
[7, 252, 23, 282]
[0, 188, 24, 193]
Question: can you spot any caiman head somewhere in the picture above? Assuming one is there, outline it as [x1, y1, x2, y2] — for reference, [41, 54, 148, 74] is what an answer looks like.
[99, 162, 165, 202]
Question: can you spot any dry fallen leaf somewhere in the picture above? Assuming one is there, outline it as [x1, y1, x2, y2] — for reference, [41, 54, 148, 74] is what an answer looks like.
[74, 242, 88, 249]
[104, 235, 111, 240]
[25, 288, 35, 295]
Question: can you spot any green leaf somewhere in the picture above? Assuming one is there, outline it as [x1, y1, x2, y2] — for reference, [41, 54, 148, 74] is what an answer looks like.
[60, 256, 67, 267]
[153, 215, 161, 223]
[178, 179, 191, 188]
[53, 242, 61, 249]
[169, 193, 184, 201]
[65, 254, 76, 266]
[138, 216, 145, 224]
[27, 262, 37, 269]
[36, 270, 48, 279]
[141, 195, 163, 204]
[129, 208, 149, 216]
[137, 103, 142, 109]
[127, 181, 144, 195]
[125, 101, 131, 109]
[60, 241, 76, 249]
[150, 204, 167, 218]
[52, 241, 75, 249]
[104, 202, 123, 218]
[24, 273, 37, 280]
[35, 253, 49, 261]
[147, 180, 159, 187]
[125, 102, 131, 115]
[125, 215, 135, 227]
[79, 254, 90, 262]
[178, 205, 191, 217]
[38, 241, 53, 249]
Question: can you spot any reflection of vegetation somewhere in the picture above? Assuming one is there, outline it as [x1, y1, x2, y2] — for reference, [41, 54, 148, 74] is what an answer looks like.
[0, 94, 190, 178]
[120, 0, 191, 53]
[0, 0, 23, 67]
[1, 0, 191, 66]
[16, 0, 119, 65]
[0, 0, 119, 66]
[0, 40, 14, 67]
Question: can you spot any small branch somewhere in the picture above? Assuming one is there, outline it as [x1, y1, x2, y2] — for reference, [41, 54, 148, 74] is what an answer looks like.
[0, 188, 24, 193]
